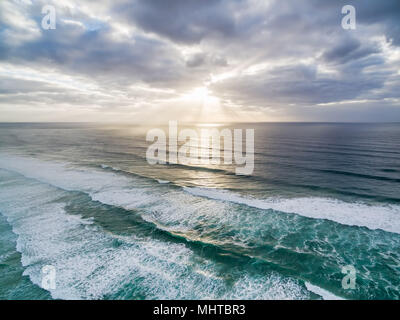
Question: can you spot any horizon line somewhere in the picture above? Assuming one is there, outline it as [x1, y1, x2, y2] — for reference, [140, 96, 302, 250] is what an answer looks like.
[0, 121, 399, 124]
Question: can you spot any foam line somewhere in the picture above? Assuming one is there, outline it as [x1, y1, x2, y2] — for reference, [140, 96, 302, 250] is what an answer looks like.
[1, 154, 400, 235]
[183, 187, 400, 234]
[0, 168, 310, 300]
[305, 282, 344, 300]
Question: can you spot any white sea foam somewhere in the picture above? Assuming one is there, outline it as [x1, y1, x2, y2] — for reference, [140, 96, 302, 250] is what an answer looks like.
[101, 164, 121, 171]
[2, 153, 397, 300]
[305, 282, 344, 300]
[1, 153, 400, 236]
[183, 187, 400, 234]
[0, 166, 310, 300]
[225, 274, 310, 300]
[157, 179, 170, 184]
[0, 154, 133, 194]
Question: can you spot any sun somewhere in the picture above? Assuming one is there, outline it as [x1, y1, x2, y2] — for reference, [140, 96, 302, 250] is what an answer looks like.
[176, 86, 234, 122]
[182, 86, 212, 102]
[185, 85, 221, 110]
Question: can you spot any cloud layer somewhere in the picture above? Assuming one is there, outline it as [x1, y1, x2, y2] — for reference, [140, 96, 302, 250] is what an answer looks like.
[0, 0, 399, 122]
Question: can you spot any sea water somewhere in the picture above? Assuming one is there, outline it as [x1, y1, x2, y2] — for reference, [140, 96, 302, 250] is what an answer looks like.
[0, 122, 399, 300]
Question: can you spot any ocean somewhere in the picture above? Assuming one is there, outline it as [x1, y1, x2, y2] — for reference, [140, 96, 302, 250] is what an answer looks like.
[0, 122, 399, 300]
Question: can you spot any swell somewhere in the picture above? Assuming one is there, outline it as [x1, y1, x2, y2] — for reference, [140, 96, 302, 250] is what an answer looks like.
[1, 162, 400, 299]
[5, 172, 399, 299]
[99, 160, 234, 175]
[97, 146, 400, 200]
[1, 154, 400, 233]
[319, 169, 400, 183]
[265, 140, 400, 158]
[98, 163, 400, 204]
[182, 187, 400, 235]
[63, 192, 288, 272]
[96, 163, 228, 188]
[0, 172, 314, 300]
[105, 142, 400, 170]
[0, 166, 299, 275]
[282, 183, 400, 204]
[0, 172, 316, 299]
[49, 191, 351, 299]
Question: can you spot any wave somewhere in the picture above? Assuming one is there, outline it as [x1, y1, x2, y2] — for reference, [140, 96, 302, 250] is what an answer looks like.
[1, 154, 399, 299]
[1, 153, 400, 235]
[305, 282, 344, 300]
[99, 161, 400, 204]
[100, 164, 170, 185]
[183, 187, 400, 234]
[157, 179, 170, 184]
[320, 169, 400, 183]
[381, 169, 398, 173]
[100, 156, 400, 205]
[0, 168, 311, 300]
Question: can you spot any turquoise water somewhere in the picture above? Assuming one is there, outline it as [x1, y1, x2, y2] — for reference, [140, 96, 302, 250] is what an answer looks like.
[0, 211, 50, 299]
[0, 123, 399, 299]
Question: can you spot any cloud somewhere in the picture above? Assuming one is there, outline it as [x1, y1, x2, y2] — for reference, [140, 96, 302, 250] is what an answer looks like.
[321, 37, 381, 65]
[185, 52, 228, 68]
[211, 61, 386, 107]
[117, 0, 239, 44]
[0, 0, 399, 122]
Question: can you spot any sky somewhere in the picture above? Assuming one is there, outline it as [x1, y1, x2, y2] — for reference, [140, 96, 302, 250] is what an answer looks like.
[0, 0, 399, 123]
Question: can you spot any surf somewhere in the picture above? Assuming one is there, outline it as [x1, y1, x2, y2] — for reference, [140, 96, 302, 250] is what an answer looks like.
[1, 154, 400, 299]
[0, 169, 312, 300]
